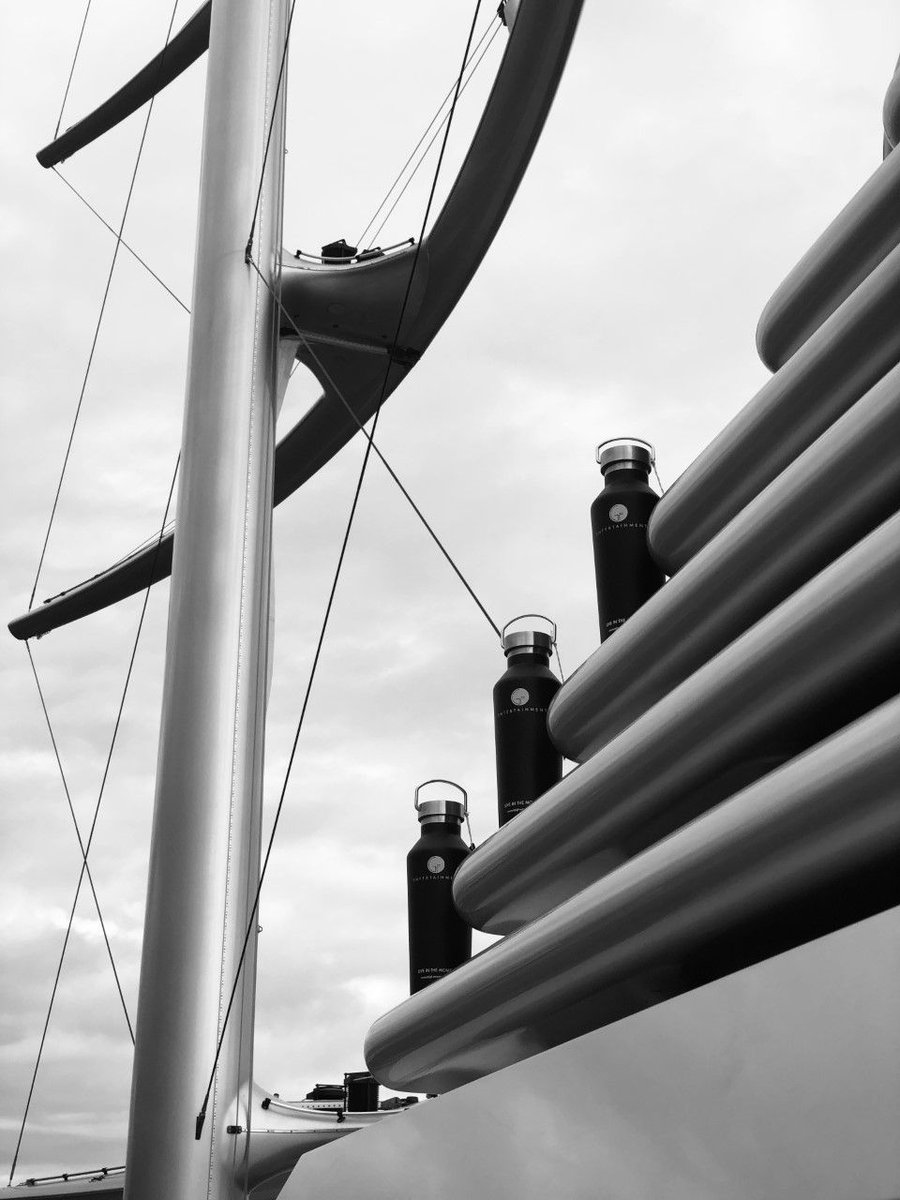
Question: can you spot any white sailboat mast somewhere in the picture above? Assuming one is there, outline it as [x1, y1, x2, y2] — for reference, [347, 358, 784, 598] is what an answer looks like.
[124, 0, 289, 1196]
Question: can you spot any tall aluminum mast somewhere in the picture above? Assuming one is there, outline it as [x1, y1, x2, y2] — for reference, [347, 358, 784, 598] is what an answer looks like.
[123, 0, 289, 1196]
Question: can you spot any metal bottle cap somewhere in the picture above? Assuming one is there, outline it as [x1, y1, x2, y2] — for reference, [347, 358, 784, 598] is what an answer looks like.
[500, 614, 556, 657]
[596, 438, 655, 475]
[414, 779, 467, 823]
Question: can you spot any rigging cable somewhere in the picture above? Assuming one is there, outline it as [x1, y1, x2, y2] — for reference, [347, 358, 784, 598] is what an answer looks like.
[355, 12, 501, 251]
[8, 456, 180, 1187]
[52, 168, 191, 314]
[53, 0, 94, 138]
[246, 0, 498, 640]
[365, 18, 503, 250]
[28, 0, 183, 611]
[195, 0, 491, 1139]
[194, 409, 381, 1142]
[245, 0, 298, 263]
[13, 7, 188, 1179]
[23, 641, 135, 1040]
[249, 259, 501, 640]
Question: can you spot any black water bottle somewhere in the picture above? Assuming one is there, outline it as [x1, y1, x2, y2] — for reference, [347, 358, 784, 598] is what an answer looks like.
[407, 780, 472, 995]
[493, 616, 563, 826]
[343, 1072, 379, 1112]
[591, 439, 665, 640]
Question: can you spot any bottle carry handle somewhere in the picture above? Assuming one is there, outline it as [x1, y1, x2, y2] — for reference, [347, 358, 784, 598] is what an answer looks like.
[500, 613, 557, 646]
[414, 779, 468, 816]
[595, 436, 656, 466]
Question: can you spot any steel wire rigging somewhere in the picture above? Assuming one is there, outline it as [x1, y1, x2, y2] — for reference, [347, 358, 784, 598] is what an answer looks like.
[355, 11, 503, 252]
[53, 0, 94, 139]
[11, 3, 189, 1180]
[24, 641, 136, 1047]
[52, 168, 191, 314]
[9, 458, 180, 1187]
[245, 0, 299, 263]
[252, 258, 502, 639]
[28, 0, 184, 611]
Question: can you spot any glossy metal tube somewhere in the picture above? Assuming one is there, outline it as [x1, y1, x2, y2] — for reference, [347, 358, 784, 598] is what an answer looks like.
[883, 60, 900, 153]
[454, 511, 900, 935]
[756, 146, 900, 371]
[367, 696, 900, 1094]
[548, 362, 900, 763]
[649, 241, 900, 575]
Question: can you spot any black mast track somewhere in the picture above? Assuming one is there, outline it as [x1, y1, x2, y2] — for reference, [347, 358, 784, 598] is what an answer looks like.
[36, 0, 211, 168]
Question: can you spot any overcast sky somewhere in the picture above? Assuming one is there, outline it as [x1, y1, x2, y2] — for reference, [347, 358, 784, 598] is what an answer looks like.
[1, 0, 897, 1182]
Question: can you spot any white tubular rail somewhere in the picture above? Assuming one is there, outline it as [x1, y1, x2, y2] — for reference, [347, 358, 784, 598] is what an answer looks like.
[365, 696, 900, 1094]
[756, 145, 900, 371]
[648, 240, 900, 575]
[453, 510, 900, 935]
[547, 362, 900, 763]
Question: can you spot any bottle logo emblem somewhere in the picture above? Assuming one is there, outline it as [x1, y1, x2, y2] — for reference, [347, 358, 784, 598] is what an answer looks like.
[511, 688, 530, 706]
[426, 856, 445, 874]
[609, 504, 628, 522]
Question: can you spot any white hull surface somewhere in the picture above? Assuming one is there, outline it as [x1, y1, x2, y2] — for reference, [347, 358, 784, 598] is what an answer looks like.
[287, 909, 900, 1200]
[0, 1087, 398, 1200]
